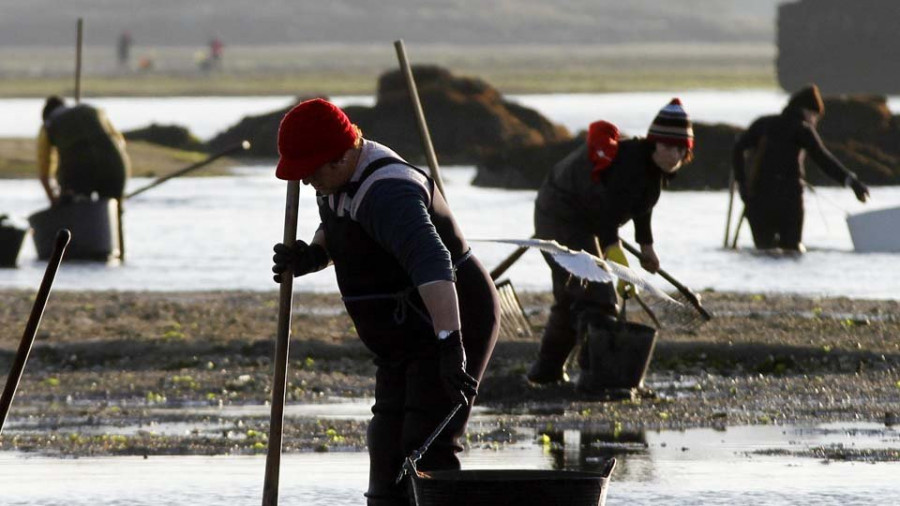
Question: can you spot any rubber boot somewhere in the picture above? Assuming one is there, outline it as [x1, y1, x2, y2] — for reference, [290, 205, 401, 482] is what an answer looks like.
[527, 356, 570, 383]
[527, 309, 574, 383]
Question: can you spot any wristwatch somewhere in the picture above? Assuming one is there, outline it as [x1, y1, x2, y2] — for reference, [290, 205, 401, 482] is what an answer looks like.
[437, 329, 459, 341]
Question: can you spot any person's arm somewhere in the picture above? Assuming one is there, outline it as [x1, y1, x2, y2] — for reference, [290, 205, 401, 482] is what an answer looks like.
[732, 120, 763, 199]
[357, 180, 458, 334]
[418, 280, 461, 334]
[309, 225, 327, 251]
[633, 209, 653, 247]
[587, 179, 623, 249]
[632, 210, 659, 272]
[798, 124, 855, 184]
[798, 124, 870, 202]
[36, 127, 57, 204]
[271, 224, 330, 282]
[359, 179, 476, 404]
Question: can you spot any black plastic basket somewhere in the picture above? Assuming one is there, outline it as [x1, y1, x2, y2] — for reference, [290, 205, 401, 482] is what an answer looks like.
[409, 458, 615, 506]
[28, 199, 119, 261]
[581, 321, 657, 390]
[0, 222, 28, 267]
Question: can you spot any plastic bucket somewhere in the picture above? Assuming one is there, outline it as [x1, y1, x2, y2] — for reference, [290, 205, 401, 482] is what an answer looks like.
[581, 321, 657, 390]
[28, 199, 119, 261]
[409, 459, 615, 506]
[0, 223, 28, 267]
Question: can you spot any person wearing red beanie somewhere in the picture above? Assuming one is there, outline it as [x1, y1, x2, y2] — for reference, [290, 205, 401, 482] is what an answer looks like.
[732, 84, 869, 251]
[272, 99, 499, 506]
[528, 98, 695, 389]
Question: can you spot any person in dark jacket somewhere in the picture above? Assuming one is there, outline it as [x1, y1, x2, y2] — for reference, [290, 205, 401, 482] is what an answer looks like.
[528, 98, 694, 386]
[37, 95, 130, 205]
[271, 99, 500, 506]
[732, 84, 869, 251]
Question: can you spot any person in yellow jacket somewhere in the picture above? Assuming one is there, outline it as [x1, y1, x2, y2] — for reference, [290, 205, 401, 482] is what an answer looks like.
[37, 95, 131, 205]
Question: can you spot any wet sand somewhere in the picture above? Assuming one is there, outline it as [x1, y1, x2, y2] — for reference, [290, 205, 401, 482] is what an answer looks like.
[0, 289, 897, 458]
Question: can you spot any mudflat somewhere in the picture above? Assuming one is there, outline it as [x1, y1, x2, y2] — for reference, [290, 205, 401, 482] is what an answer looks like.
[0, 138, 236, 180]
[0, 289, 897, 457]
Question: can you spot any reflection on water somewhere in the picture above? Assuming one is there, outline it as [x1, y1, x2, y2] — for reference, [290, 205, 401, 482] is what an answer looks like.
[2, 423, 898, 506]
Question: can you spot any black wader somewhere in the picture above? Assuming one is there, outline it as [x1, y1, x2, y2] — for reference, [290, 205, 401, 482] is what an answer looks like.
[734, 107, 857, 251]
[319, 158, 500, 506]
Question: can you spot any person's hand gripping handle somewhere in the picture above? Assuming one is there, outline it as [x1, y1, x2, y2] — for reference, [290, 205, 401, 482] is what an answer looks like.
[437, 330, 478, 406]
[271, 240, 329, 283]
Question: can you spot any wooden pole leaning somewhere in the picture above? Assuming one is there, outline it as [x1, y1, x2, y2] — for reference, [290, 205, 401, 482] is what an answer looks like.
[394, 39, 448, 200]
[74, 18, 83, 104]
[122, 141, 250, 264]
[261, 180, 301, 506]
[126, 140, 251, 200]
[394, 39, 533, 284]
[117, 198, 126, 263]
[723, 171, 736, 248]
[392, 40, 532, 338]
[731, 208, 746, 250]
[0, 229, 71, 434]
[490, 244, 529, 281]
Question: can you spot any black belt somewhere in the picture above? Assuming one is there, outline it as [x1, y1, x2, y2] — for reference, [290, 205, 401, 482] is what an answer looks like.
[341, 249, 473, 325]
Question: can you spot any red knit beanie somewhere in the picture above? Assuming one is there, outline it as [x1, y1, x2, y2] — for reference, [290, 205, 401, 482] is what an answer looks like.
[647, 98, 694, 149]
[275, 99, 358, 181]
[587, 120, 620, 181]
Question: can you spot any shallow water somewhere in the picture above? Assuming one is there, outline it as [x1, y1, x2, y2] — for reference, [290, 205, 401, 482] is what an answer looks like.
[2, 92, 899, 298]
[2, 422, 897, 505]
[1, 169, 898, 299]
[0, 96, 358, 141]
[2, 92, 900, 140]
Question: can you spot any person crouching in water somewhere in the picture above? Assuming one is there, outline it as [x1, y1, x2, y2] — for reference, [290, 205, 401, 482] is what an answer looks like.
[528, 98, 694, 388]
[732, 84, 869, 252]
[271, 99, 500, 506]
[37, 95, 130, 205]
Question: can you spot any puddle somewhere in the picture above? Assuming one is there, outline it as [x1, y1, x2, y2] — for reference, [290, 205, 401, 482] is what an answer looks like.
[2, 398, 496, 439]
[2, 422, 898, 505]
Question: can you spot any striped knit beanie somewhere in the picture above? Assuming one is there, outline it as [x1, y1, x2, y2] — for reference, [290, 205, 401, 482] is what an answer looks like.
[647, 98, 694, 149]
[787, 84, 824, 115]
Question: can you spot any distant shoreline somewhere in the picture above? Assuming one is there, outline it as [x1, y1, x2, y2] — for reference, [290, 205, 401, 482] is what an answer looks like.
[0, 42, 777, 98]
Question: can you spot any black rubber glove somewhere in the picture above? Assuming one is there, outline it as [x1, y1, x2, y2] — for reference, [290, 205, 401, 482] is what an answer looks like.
[437, 330, 478, 406]
[272, 240, 329, 283]
[850, 178, 870, 203]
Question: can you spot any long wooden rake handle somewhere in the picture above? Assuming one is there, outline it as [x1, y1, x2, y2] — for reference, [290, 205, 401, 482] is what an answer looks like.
[126, 140, 251, 200]
[490, 245, 529, 281]
[262, 180, 300, 506]
[394, 39, 448, 200]
[0, 229, 71, 434]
